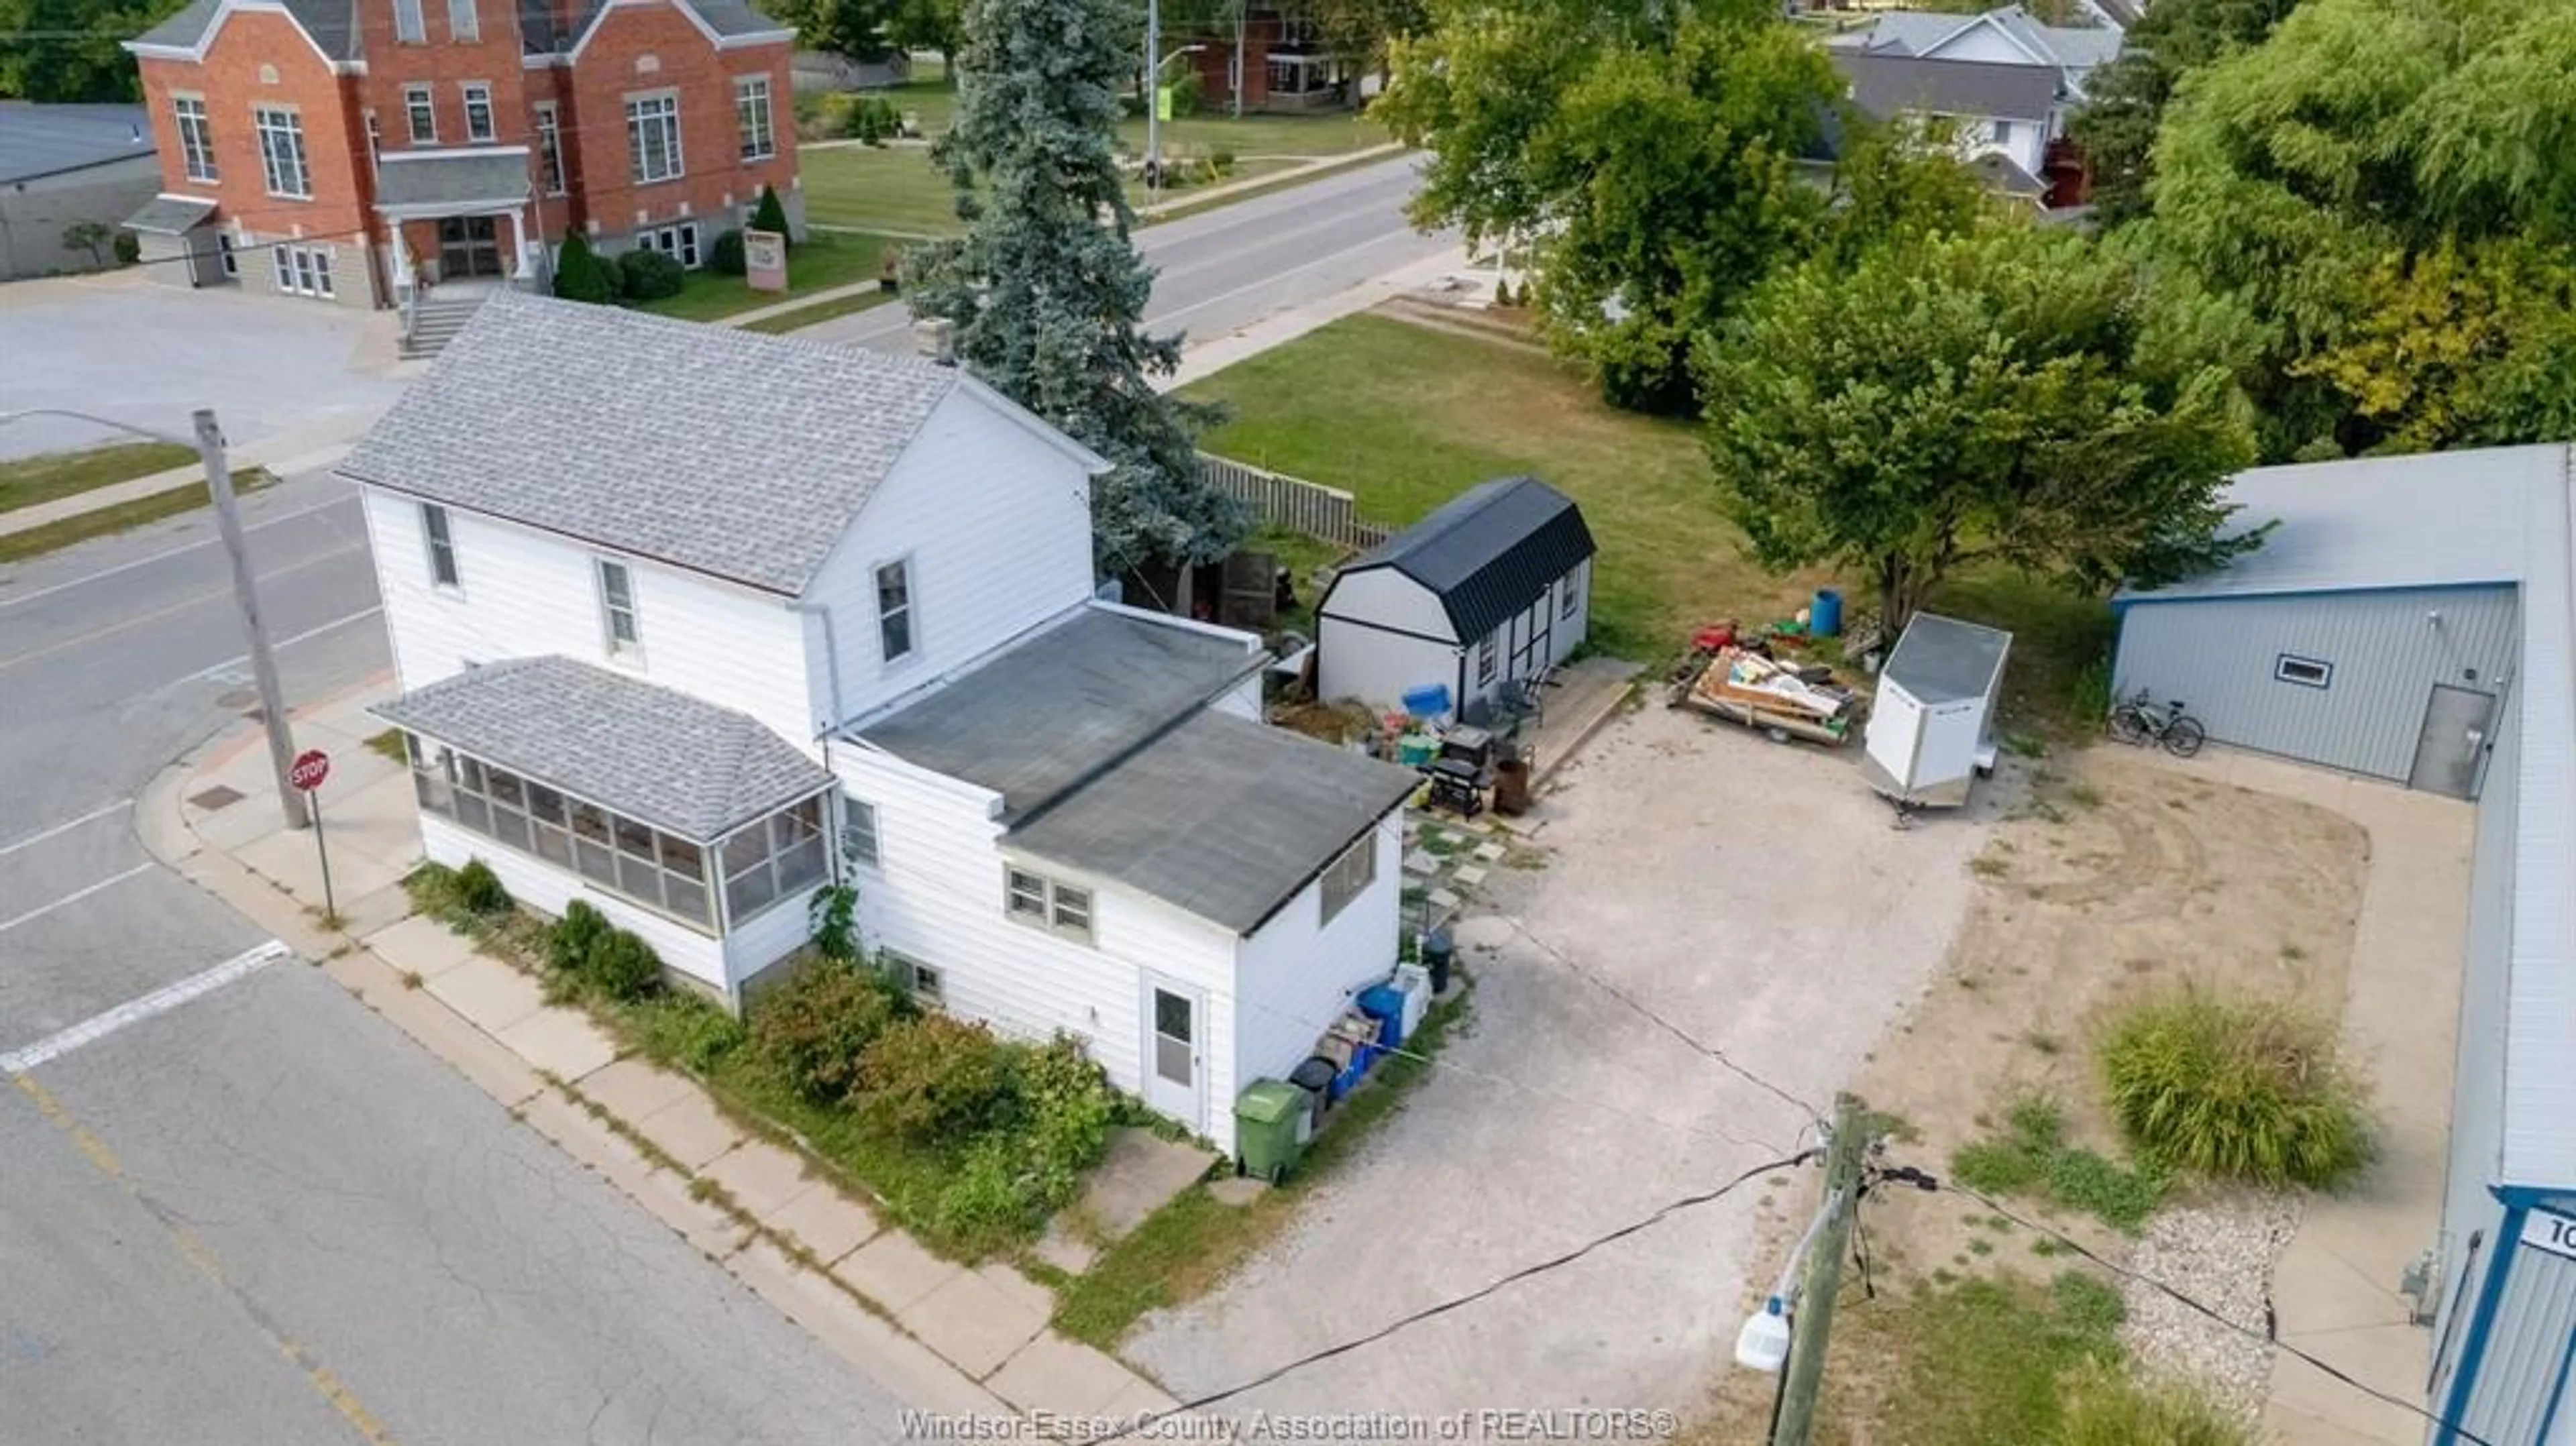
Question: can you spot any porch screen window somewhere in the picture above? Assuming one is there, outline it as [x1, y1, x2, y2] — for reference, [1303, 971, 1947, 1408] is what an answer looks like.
[406, 737, 783, 932]
[405, 86, 436, 145]
[627, 93, 682, 183]
[1318, 832, 1375, 925]
[875, 558, 915, 663]
[735, 74, 775, 160]
[535, 103, 566, 194]
[174, 97, 217, 182]
[721, 797, 828, 923]
[462, 83, 495, 144]
[447, 0, 478, 42]
[254, 107, 310, 198]
[1004, 868, 1093, 943]
[841, 797, 880, 867]
[395, 0, 424, 42]
[596, 558, 641, 660]
[422, 503, 460, 587]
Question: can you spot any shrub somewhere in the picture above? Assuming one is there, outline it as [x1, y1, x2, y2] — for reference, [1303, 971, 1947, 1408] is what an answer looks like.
[616, 247, 685, 301]
[547, 898, 609, 975]
[2099, 988, 2373, 1188]
[1018, 1036, 1118, 1197]
[113, 229, 141, 266]
[1208, 147, 1236, 177]
[857, 1013, 1018, 1142]
[553, 231, 617, 304]
[2053, 1361, 2252, 1446]
[453, 858, 511, 914]
[628, 992, 747, 1072]
[750, 184, 792, 245]
[709, 227, 747, 277]
[749, 958, 909, 1103]
[586, 928, 663, 1001]
[934, 1133, 1044, 1241]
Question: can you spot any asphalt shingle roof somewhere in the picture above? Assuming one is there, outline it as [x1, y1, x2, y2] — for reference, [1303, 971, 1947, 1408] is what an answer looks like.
[1835, 51, 2063, 123]
[855, 608, 1260, 821]
[1332, 476, 1596, 645]
[375, 150, 532, 209]
[1009, 710, 1419, 935]
[374, 655, 831, 840]
[0, 103, 154, 185]
[123, 193, 217, 235]
[133, 0, 361, 60]
[339, 290, 963, 596]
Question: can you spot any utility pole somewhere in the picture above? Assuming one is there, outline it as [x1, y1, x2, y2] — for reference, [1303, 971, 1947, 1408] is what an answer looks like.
[1144, 0, 1163, 186]
[1772, 1093, 1867, 1446]
[195, 408, 310, 832]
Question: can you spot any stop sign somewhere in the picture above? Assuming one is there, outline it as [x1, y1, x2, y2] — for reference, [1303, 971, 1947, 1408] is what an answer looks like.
[289, 748, 331, 792]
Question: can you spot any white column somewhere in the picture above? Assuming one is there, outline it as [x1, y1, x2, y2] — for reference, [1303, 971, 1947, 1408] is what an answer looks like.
[510, 207, 535, 281]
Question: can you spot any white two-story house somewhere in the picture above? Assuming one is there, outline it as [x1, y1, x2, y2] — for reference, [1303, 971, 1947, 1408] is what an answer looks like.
[346, 290, 1418, 1148]
[1827, 4, 2125, 204]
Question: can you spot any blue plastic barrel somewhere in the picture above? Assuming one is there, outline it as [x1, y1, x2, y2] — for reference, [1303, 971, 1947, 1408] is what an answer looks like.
[1358, 984, 1407, 1048]
[1811, 588, 1843, 639]
[1401, 683, 1452, 720]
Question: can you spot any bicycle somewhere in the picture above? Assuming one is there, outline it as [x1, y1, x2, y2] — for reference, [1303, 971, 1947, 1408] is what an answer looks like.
[2108, 689, 2207, 758]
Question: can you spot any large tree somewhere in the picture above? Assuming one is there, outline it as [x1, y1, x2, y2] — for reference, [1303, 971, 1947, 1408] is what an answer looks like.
[1380, 0, 1838, 413]
[0, 0, 188, 102]
[766, 0, 899, 58]
[2065, 0, 2304, 228]
[1699, 225, 2261, 630]
[904, 0, 1242, 594]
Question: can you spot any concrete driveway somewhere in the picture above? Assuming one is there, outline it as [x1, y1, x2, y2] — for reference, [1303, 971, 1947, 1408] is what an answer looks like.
[0, 269, 411, 460]
[1124, 702, 1999, 1414]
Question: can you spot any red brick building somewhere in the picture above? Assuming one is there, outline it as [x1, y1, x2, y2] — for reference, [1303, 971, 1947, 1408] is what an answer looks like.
[121, 0, 800, 311]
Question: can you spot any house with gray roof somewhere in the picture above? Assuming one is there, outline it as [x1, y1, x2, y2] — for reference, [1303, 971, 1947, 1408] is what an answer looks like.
[1825, 3, 2125, 207]
[0, 102, 160, 280]
[354, 292, 1419, 1151]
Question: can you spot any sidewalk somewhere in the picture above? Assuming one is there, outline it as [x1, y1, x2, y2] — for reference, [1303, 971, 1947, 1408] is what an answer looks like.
[2132, 746, 2469, 1445]
[137, 676, 1180, 1424]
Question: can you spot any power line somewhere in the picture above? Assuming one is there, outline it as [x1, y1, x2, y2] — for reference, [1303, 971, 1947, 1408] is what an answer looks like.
[1090, 1147, 1823, 1444]
[1909, 1172, 2504, 1446]
[1499, 912, 1829, 1128]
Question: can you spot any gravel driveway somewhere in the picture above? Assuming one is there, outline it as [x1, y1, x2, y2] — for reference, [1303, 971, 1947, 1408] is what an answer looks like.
[1124, 702, 1996, 1416]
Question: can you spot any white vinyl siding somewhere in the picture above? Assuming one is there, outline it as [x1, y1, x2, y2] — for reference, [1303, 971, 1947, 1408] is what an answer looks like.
[462, 82, 495, 143]
[173, 96, 217, 182]
[1233, 812, 1402, 1142]
[830, 743, 1248, 1146]
[405, 85, 436, 145]
[253, 106, 309, 198]
[734, 74, 774, 160]
[627, 93, 682, 183]
[362, 488, 816, 748]
[798, 391, 1097, 730]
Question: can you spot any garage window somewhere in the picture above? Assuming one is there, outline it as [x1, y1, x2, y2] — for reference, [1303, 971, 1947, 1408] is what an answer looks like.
[2274, 654, 2332, 689]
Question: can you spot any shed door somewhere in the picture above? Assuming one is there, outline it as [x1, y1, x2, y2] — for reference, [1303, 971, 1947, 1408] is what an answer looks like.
[2409, 685, 2497, 799]
[1141, 977, 1204, 1132]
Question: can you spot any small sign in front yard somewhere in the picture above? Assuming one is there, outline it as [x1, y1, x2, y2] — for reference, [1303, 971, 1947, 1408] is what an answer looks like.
[745, 229, 788, 293]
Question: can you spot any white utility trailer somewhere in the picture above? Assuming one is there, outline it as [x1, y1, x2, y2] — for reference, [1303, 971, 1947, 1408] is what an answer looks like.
[1860, 613, 2012, 815]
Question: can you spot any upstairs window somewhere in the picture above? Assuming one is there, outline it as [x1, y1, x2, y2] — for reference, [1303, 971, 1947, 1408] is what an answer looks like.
[422, 503, 459, 588]
[173, 95, 217, 182]
[734, 74, 775, 160]
[596, 558, 641, 661]
[405, 85, 436, 146]
[395, 0, 425, 43]
[875, 557, 916, 663]
[626, 93, 683, 183]
[534, 102, 566, 194]
[447, 0, 478, 42]
[253, 106, 309, 198]
[462, 82, 494, 144]
[841, 797, 880, 867]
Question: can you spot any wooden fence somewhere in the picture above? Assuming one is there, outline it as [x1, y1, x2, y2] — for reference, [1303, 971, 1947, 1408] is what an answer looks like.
[1198, 452, 1391, 553]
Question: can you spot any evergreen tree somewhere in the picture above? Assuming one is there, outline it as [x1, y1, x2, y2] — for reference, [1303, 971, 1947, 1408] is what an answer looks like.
[750, 184, 794, 246]
[552, 232, 616, 304]
[903, 0, 1242, 590]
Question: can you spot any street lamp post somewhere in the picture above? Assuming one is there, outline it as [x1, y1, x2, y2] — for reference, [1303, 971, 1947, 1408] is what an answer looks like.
[1, 406, 311, 832]
[1142, 0, 1205, 192]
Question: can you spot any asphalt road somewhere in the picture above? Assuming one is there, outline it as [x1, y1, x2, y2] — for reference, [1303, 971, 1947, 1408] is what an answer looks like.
[803, 152, 1450, 351]
[0, 158, 1440, 1443]
[0, 472, 912, 1445]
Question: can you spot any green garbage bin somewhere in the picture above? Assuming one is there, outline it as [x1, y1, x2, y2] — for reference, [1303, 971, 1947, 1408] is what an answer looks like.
[1235, 1080, 1307, 1183]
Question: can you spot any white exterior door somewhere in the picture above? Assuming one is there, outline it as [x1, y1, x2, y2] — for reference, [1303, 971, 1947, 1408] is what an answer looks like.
[1142, 977, 1205, 1130]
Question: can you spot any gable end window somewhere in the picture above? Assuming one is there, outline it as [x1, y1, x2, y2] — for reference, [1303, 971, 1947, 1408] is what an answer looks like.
[2275, 654, 2332, 689]
[462, 82, 495, 144]
[734, 74, 775, 160]
[1005, 867, 1093, 944]
[252, 106, 310, 199]
[447, 0, 478, 42]
[875, 557, 916, 664]
[173, 96, 217, 182]
[1318, 832, 1376, 926]
[395, 0, 425, 42]
[596, 558, 641, 660]
[405, 85, 436, 146]
[422, 502, 460, 588]
[626, 93, 683, 184]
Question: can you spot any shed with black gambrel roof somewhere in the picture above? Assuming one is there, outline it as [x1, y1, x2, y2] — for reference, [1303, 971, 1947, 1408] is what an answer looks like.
[1314, 476, 1597, 718]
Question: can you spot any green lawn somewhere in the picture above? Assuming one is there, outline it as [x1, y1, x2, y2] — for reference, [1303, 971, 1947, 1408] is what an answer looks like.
[1, 441, 196, 514]
[1114, 109, 1388, 160]
[798, 146, 964, 236]
[635, 231, 894, 323]
[1183, 313, 2116, 732]
[739, 286, 898, 335]
[0, 469, 272, 565]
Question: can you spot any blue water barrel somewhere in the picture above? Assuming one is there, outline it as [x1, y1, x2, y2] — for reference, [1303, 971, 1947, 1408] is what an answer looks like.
[1811, 588, 1843, 639]
[1401, 683, 1452, 719]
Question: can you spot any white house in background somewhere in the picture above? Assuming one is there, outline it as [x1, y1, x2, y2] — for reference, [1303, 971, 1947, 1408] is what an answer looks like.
[1315, 476, 1597, 717]
[347, 290, 1418, 1149]
[1826, 4, 2124, 200]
